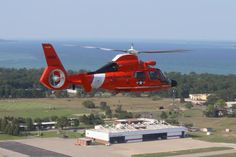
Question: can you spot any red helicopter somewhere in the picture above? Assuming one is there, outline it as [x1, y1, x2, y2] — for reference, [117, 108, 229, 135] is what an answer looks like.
[40, 43, 186, 93]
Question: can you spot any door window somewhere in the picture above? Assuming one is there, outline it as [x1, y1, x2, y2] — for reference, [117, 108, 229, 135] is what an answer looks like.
[135, 71, 146, 80]
[149, 71, 158, 80]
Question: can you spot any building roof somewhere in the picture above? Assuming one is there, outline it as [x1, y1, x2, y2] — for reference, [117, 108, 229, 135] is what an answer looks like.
[90, 118, 186, 133]
[33, 121, 57, 125]
[226, 101, 236, 108]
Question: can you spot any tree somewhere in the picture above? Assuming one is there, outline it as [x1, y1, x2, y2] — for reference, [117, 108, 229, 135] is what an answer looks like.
[204, 104, 217, 117]
[82, 100, 96, 108]
[115, 105, 122, 113]
[205, 95, 219, 105]
[73, 119, 80, 127]
[0, 117, 21, 136]
[117, 111, 133, 119]
[114, 105, 133, 119]
[214, 99, 226, 109]
[56, 117, 68, 130]
[180, 85, 189, 103]
[79, 115, 90, 124]
[51, 116, 59, 121]
[90, 114, 104, 125]
[185, 102, 193, 109]
[12, 125, 20, 136]
[79, 114, 104, 125]
[1, 117, 7, 131]
[166, 119, 179, 125]
[54, 91, 68, 98]
[99, 101, 107, 110]
[25, 118, 33, 131]
[160, 111, 168, 119]
[34, 118, 42, 123]
[0, 118, 2, 131]
[105, 106, 112, 118]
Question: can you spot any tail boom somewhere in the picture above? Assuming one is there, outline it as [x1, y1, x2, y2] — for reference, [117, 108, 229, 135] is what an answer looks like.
[40, 43, 93, 92]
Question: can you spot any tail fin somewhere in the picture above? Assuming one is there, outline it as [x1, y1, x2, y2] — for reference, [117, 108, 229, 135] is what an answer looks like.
[40, 43, 69, 90]
[42, 43, 65, 69]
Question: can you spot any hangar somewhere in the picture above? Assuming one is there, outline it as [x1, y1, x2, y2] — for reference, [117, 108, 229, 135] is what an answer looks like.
[85, 118, 187, 145]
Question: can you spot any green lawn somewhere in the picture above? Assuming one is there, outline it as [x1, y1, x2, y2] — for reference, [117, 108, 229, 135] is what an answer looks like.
[0, 130, 84, 141]
[0, 134, 27, 140]
[189, 132, 236, 143]
[31, 130, 84, 138]
[0, 97, 175, 119]
[0, 99, 90, 118]
[132, 147, 233, 157]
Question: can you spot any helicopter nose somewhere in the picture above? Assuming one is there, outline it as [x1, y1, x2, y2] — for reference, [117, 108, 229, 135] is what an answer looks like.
[171, 79, 177, 87]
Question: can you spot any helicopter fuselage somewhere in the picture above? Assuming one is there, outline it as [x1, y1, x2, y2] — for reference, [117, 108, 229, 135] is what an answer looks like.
[40, 44, 177, 93]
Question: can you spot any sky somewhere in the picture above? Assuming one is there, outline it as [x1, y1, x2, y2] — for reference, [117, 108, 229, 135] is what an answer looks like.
[0, 0, 236, 41]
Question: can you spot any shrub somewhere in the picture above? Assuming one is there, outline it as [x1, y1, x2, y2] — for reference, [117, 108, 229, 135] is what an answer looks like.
[82, 100, 95, 108]
[185, 102, 193, 109]
[160, 111, 168, 119]
[99, 101, 107, 110]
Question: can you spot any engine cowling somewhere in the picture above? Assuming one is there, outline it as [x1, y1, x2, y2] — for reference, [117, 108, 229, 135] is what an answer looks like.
[145, 60, 156, 66]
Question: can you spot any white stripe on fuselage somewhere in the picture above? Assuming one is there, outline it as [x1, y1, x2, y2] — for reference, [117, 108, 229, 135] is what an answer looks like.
[91, 73, 105, 89]
[112, 54, 129, 61]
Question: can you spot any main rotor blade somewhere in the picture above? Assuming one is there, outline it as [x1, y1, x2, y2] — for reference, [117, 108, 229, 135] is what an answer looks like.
[80, 46, 127, 52]
[138, 49, 190, 54]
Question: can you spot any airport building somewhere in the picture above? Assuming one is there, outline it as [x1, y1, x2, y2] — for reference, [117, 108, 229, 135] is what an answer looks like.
[85, 118, 187, 145]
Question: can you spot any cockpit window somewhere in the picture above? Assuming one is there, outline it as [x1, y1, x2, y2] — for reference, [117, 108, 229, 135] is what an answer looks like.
[159, 70, 167, 82]
[155, 68, 168, 82]
[89, 62, 118, 74]
[149, 71, 158, 80]
[135, 71, 146, 80]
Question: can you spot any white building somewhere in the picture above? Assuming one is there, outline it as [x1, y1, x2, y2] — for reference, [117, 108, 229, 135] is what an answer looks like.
[189, 94, 210, 101]
[85, 118, 187, 145]
[67, 89, 77, 94]
[226, 101, 236, 108]
[185, 94, 211, 105]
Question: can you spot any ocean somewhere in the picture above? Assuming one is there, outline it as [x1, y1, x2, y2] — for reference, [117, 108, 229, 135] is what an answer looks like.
[0, 40, 235, 74]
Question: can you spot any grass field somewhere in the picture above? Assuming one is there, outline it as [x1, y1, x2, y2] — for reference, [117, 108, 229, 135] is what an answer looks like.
[132, 147, 233, 157]
[30, 130, 84, 138]
[0, 130, 83, 141]
[0, 134, 26, 140]
[179, 105, 236, 143]
[0, 96, 236, 143]
[0, 98, 92, 118]
[0, 97, 174, 118]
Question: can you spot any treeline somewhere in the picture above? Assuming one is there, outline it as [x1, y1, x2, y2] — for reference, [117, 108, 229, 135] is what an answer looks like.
[0, 116, 80, 136]
[0, 68, 235, 100]
[0, 68, 46, 98]
[82, 100, 134, 119]
[159, 72, 236, 101]
[0, 117, 21, 135]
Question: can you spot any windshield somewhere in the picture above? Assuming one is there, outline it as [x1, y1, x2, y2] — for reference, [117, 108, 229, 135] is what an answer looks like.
[157, 69, 168, 82]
